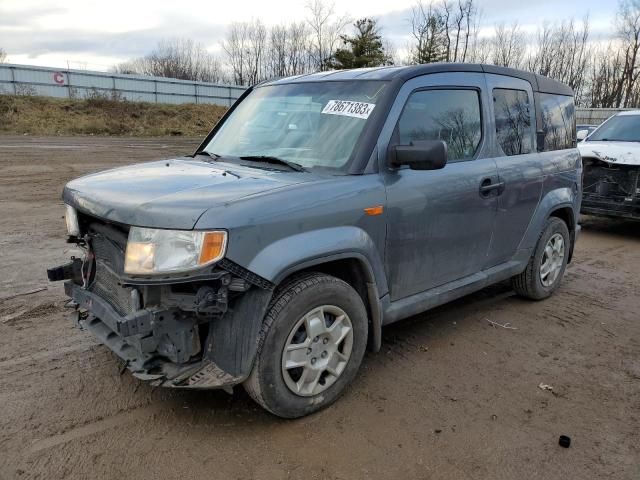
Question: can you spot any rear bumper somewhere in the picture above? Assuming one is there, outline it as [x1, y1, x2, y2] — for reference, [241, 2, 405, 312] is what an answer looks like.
[65, 281, 243, 389]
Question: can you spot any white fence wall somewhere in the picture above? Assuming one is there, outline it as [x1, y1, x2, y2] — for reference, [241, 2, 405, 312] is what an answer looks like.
[0, 63, 246, 107]
[576, 108, 631, 126]
[0, 66, 631, 121]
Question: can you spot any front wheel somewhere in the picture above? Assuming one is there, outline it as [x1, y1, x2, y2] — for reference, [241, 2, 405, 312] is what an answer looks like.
[243, 273, 368, 418]
[512, 217, 570, 300]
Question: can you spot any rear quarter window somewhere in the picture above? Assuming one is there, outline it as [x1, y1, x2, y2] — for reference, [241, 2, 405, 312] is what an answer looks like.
[539, 93, 575, 151]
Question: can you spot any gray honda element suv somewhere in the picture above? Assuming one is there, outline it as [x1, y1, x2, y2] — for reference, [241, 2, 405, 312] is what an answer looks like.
[49, 64, 581, 418]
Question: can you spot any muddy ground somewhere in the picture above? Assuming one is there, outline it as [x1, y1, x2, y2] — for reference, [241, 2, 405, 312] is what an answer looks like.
[0, 136, 638, 480]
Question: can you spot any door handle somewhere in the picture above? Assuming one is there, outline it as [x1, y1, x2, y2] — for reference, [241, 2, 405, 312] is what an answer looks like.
[479, 178, 505, 196]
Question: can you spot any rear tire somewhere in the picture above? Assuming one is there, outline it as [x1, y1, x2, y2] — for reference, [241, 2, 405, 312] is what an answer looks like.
[243, 273, 368, 418]
[512, 217, 570, 300]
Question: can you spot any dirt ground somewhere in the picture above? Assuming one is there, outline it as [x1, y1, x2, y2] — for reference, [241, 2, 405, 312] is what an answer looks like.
[0, 136, 638, 480]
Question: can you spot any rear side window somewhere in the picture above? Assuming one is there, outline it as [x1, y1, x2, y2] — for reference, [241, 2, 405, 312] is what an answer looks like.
[397, 89, 482, 161]
[539, 93, 575, 151]
[493, 88, 533, 156]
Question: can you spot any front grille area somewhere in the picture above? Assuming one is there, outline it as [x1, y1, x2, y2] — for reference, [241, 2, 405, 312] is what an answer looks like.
[583, 161, 640, 199]
[89, 233, 134, 317]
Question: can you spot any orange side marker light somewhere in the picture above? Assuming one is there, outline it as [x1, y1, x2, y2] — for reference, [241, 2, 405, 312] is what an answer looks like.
[364, 205, 384, 216]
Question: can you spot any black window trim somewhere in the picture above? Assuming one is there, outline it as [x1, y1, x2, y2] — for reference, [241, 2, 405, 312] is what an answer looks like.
[492, 87, 535, 157]
[389, 85, 485, 167]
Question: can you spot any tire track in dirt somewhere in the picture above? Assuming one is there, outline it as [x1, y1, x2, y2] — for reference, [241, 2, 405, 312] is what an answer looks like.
[0, 340, 97, 371]
[29, 402, 171, 454]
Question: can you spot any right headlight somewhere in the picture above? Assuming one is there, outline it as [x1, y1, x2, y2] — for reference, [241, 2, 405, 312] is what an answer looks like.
[124, 227, 227, 275]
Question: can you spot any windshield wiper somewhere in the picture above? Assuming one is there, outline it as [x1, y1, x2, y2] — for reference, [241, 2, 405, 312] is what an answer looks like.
[195, 151, 221, 161]
[239, 155, 307, 172]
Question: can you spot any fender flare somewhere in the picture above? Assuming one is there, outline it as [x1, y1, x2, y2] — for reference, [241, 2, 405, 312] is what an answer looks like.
[243, 226, 388, 295]
[242, 226, 387, 352]
[518, 187, 577, 253]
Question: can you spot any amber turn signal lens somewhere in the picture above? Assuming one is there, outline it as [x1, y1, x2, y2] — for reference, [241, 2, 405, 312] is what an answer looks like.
[364, 205, 384, 216]
[199, 231, 227, 265]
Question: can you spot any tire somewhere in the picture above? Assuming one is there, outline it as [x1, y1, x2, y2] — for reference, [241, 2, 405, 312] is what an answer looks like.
[243, 273, 368, 418]
[512, 217, 570, 300]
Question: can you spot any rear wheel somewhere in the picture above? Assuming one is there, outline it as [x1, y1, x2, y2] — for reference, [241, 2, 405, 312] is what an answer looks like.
[243, 273, 368, 418]
[512, 217, 570, 300]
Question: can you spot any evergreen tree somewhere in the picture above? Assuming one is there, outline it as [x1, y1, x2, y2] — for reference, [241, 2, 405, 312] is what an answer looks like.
[328, 18, 392, 69]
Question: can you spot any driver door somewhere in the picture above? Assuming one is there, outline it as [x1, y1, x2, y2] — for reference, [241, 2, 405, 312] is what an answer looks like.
[381, 73, 500, 301]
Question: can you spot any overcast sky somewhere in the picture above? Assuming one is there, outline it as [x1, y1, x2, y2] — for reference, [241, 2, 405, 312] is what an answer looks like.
[0, 0, 617, 71]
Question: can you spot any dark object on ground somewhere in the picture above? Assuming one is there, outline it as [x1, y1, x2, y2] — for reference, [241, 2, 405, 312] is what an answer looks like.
[559, 435, 571, 448]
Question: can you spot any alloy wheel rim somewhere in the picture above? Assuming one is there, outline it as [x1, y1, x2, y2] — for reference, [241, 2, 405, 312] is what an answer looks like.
[540, 233, 565, 287]
[281, 305, 354, 397]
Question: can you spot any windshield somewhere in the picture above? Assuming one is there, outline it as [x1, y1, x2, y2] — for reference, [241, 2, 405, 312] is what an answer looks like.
[203, 81, 388, 171]
[588, 115, 640, 142]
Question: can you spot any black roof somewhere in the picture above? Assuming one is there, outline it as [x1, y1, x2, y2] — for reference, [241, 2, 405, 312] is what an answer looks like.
[262, 63, 573, 96]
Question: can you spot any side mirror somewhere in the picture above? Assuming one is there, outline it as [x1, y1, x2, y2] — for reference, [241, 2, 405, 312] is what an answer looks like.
[576, 129, 589, 141]
[391, 140, 448, 171]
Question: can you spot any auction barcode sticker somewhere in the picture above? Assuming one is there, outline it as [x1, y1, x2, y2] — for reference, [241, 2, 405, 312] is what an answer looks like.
[321, 100, 376, 119]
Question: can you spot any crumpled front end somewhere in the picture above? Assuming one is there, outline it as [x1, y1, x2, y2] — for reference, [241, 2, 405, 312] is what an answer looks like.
[581, 157, 640, 220]
[48, 211, 273, 389]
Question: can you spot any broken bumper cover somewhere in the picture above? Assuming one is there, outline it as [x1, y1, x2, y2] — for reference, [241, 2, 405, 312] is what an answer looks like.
[65, 281, 243, 389]
[582, 195, 640, 220]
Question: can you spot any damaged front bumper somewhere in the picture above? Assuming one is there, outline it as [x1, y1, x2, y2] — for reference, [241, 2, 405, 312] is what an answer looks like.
[64, 281, 242, 389]
[582, 158, 640, 220]
[48, 220, 274, 391]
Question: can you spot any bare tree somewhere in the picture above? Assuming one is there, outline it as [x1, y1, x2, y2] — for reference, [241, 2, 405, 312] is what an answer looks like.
[115, 38, 223, 83]
[583, 0, 640, 108]
[527, 18, 590, 103]
[222, 23, 250, 85]
[441, 1, 452, 61]
[466, 36, 492, 63]
[306, 0, 350, 70]
[245, 20, 267, 85]
[465, 10, 492, 64]
[459, 0, 476, 61]
[441, 0, 476, 62]
[0, 48, 6, 63]
[265, 22, 313, 78]
[287, 22, 314, 75]
[587, 44, 626, 107]
[222, 20, 267, 85]
[491, 23, 526, 69]
[616, 0, 640, 107]
[407, 0, 476, 64]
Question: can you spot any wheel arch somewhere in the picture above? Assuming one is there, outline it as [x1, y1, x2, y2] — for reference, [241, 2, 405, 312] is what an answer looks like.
[548, 205, 577, 263]
[518, 186, 578, 260]
[274, 254, 383, 353]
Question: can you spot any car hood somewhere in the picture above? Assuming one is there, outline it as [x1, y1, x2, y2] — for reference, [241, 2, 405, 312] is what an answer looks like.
[578, 141, 640, 166]
[63, 158, 318, 229]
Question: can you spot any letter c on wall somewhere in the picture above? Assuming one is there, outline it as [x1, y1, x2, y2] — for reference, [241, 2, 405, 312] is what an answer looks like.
[53, 72, 65, 85]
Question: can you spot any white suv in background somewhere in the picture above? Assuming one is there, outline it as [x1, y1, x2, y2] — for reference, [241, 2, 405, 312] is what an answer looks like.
[579, 111, 640, 220]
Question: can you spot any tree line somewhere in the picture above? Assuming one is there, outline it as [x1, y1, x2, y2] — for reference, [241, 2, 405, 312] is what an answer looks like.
[1, 0, 634, 108]
[110, 0, 640, 109]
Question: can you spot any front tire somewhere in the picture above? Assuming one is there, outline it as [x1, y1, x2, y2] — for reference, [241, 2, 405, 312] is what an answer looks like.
[243, 273, 368, 418]
[512, 217, 570, 300]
